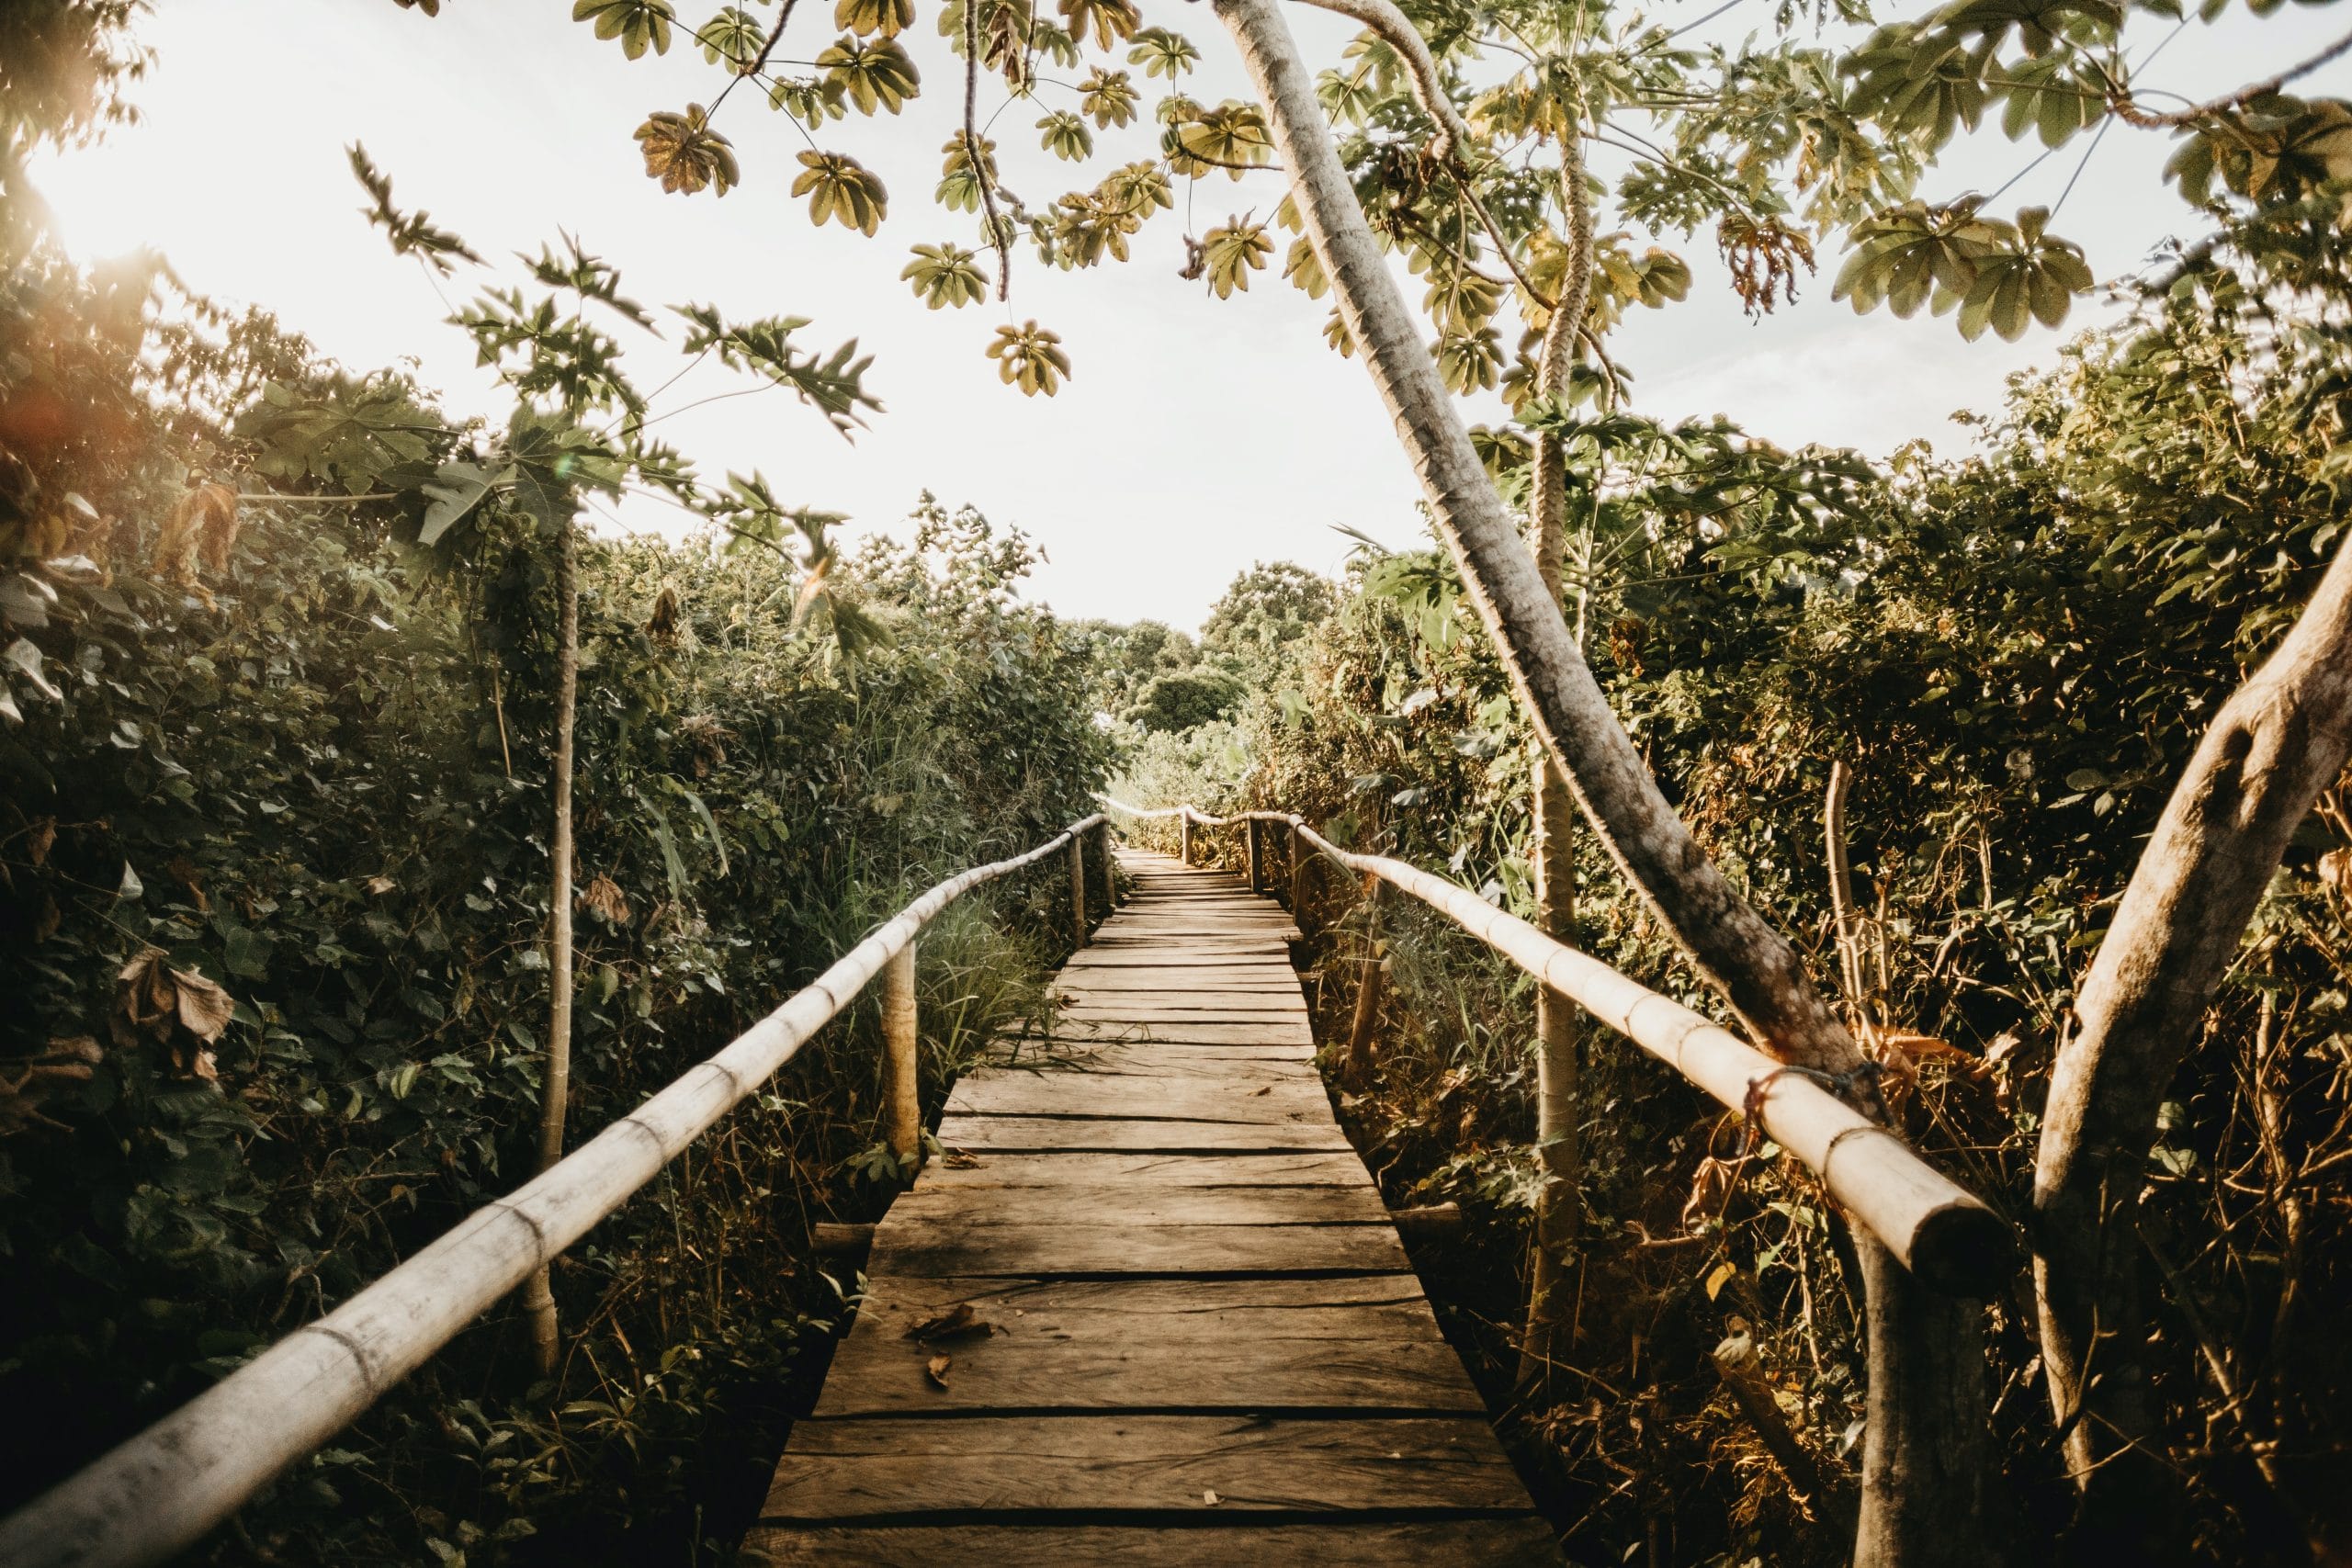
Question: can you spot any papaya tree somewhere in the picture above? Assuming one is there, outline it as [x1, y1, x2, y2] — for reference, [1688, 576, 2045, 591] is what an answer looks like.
[263, 151, 883, 1373]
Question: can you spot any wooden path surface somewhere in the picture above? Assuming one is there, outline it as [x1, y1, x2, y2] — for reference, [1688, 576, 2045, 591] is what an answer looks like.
[741, 849, 1555, 1565]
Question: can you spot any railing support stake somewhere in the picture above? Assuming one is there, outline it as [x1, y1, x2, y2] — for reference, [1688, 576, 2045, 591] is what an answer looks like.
[883, 942, 921, 1165]
[1069, 831, 1088, 948]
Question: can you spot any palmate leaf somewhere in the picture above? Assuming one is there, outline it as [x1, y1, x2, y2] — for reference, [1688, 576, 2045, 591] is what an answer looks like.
[1996, 51, 2099, 148]
[837, 0, 913, 36]
[417, 460, 511, 546]
[1844, 29, 1993, 152]
[769, 74, 850, 121]
[1283, 235, 1329, 299]
[2166, 100, 2352, 206]
[1199, 218, 1272, 299]
[1436, 325, 1505, 393]
[1038, 109, 1094, 162]
[348, 144, 483, 276]
[793, 151, 890, 233]
[1097, 160, 1171, 220]
[1126, 26, 1199, 78]
[818, 35, 921, 114]
[1954, 208, 2093, 340]
[1832, 198, 2007, 318]
[674, 304, 885, 434]
[934, 132, 1000, 211]
[986, 321, 1071, 396]
[695, 6, 764, 67]
[1929, 0, 2120, 55]
[573, 0, 675, 59]
[1080, 68, 1139, 129]
[635, 104, 740, 196]
[1165, 100, 1272, 179]
[901, 243, 989, 308]
[1059, 0, 1139, 51]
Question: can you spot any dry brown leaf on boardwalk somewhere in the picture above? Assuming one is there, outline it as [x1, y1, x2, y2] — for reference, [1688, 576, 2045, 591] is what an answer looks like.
[924, 1353, 952, 1388]
[905, 1302, 996, 1342]
[943, 1147, 983, 1168]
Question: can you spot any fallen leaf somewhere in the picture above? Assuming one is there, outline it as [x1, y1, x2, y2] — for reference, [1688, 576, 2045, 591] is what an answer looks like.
[944, 1147, 983, 1168]
[364, 874, 397, 897]
[112, 947, 235, 1081]
[1203, 1489, 1220, 1506]
[924, 1353, 951, 1388]
[906, 1302, 996, 1342]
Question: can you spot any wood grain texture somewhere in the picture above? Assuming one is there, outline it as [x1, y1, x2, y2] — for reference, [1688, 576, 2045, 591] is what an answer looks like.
[741, 1518, 1561, 1566]
[752, 850, 1552, 1562]
[813, 1275, 1484, 1416]
[761, 1415, 1531, 1515]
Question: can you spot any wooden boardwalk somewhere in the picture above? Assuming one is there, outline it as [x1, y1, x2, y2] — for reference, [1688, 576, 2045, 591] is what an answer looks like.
[741, 850, 1555, 1565]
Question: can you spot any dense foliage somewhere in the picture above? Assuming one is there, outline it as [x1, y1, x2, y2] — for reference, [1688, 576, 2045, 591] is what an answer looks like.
[1109, 205, 2352, 1563]
[0, 250, 1111, 1562]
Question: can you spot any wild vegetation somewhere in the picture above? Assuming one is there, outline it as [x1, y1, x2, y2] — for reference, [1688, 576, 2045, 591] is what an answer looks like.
[6, 0, 2352, 1563]
[1110, 193, 2352, 1565]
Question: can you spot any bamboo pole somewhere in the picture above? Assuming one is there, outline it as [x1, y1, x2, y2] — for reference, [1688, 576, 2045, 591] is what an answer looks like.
[1298, 818, 1317, 926]
[882, 942, 921, 1164]
[1287, 821, 2012, 1295]
[1179, 808, 1193, 866]
[1, 815, 1108, 1568]
[1068, 832, 1088, 948]
[1246, 818, 1262, 891]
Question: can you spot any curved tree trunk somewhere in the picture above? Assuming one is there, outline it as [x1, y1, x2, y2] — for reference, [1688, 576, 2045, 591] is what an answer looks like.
[521, 519, 581, 1379]
[1213, 2, 2000, 1556]
[1216, 0, 1849, 1073]
[2033, 535, 2352, 1529]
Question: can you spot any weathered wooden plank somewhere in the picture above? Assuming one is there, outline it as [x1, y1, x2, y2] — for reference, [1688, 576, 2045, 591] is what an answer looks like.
[935, 1115, 1350, 1153]
[890, 1180, 1388, 1227]
[1056, 974, 1304, 995]
[1052, 1010, 1316, 1029]
[906, 1151, 1373, 1188]
[946, 1070, 1329, 1123]
[742, 1519, 1558, 1566]
[1000, 1021, 1317, 1046]
[813, 1275, 1483, 1416]
[760, 1415, 1527, 1518]
[869, 1218, 1410, 1276]
[1056, 989, 1309, 1010]
[985, 1043, 1321, 1077]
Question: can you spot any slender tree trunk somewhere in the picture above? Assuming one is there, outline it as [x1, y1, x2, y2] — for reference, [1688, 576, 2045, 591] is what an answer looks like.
[1214, 0, 1849, 1072]
[1521, 143, 1590, 1393]
[2033, 535, 2352, 1528]
[522, 519, 580, 1379]
[1210, 3, 1999, 1556]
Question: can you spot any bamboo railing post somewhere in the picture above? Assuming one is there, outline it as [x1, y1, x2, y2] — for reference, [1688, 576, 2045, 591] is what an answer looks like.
[1069, 831, 1088, 948]
[882, 941, 921, 1167]
[1096, 820, 1113, 908]
[1179, 808, 1193, 866]
[1345, 877, 1385, 1084]
[1288, 817, 1308, 927]
[1246, 818, 1262, 891]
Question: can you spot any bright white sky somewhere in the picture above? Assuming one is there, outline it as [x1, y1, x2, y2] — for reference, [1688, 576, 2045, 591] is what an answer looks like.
[37, 0, 2352, 626]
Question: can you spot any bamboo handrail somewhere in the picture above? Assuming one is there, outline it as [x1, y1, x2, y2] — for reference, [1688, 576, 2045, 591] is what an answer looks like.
[1, 813, 1109, 1568]
[1095, 796, 2015, 1296]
